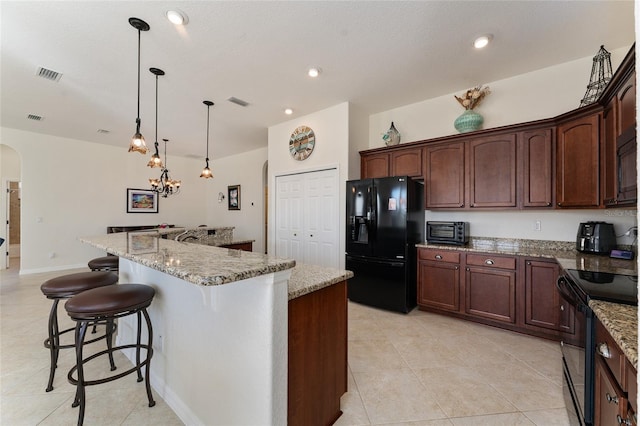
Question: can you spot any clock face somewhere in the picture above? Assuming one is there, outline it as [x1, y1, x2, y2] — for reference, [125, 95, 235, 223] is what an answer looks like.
[289, 126, 315, 161]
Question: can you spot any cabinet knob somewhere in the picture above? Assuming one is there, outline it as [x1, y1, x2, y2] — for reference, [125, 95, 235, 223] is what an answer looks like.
[526, 261, 531, 265]
[310, 234, 313, 237]
[470, 204, 475, 208]
[460, 203, 464, 207]
[294, 233, 297, 237]
[455, 266, 459, 270]
[466, 267, 470, 271]
[597, 342, 612, 359]
[435, 255, 442, 260]
[484, 259, 495, 265]
[560, 305, 565, 311]
[547, 202, 551, 206]
[606, 393, 619, 405]
[557, 202, 562, 207]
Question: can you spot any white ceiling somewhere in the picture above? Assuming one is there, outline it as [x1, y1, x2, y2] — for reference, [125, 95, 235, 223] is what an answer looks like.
[0, 1, 635, 160]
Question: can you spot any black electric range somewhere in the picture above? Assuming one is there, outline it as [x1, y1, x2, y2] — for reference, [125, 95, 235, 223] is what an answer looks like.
[558, 268, 638, 426]
[564, 269, 638, 306]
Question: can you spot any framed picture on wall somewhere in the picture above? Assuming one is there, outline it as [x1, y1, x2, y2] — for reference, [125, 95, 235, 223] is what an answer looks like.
[127, 188, 159, 213]
[228, 185, 240, 210]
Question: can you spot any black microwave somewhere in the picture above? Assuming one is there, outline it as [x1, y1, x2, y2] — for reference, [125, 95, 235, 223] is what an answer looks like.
[426, 221, 469, 245]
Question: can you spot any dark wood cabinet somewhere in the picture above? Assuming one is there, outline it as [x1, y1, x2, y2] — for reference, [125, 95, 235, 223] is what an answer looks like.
[288, 281, 347, 426]
[602, 50, 637, 208]
[521, 128, 554, 208]
[220, 242, 253, 251]
[361, 147, 423, 179]
[424, 142, 465, 209]
[595, 357, 628, 426]
[556, 111, 602, 208]
[417, 249, 461, 312]
[468, 134, 518, 208]
[464, 254, 517, 323]
[594, 318, 636, 426]
[390, 147, 423, 177]
[361, 153, 389, 178]
[523, 259, 574, 336]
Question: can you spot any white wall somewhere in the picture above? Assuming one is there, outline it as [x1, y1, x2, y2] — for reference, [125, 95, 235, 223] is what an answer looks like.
[267, 102, 351, 268]
[369, 45, 633, 149]
[1, 128, 207, 273]
[204, 147, 268, 253]
[369, 45, 638, 244]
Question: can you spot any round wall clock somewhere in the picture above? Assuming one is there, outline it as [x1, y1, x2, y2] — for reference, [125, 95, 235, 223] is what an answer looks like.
[289, 126, 315, 161]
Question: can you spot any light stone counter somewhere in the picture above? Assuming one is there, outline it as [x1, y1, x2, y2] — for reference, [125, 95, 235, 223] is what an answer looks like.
[288, 263, 354, 300]
[417, 237, 637, 275]
[80, 233, 294, 286]
[590, 300, 638, 369]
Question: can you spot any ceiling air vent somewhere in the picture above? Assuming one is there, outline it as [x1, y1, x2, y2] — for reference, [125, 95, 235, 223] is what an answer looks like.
[36, 66, 62, 82]
[227, 97, 249, 107]
[27, 114, 43, 121]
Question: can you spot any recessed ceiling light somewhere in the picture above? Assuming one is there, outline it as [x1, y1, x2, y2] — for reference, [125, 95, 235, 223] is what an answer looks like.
[473, 34, 492, 49]
[166, 10, 188, 25]
[284, 108, 293, 115]
[307, 68, 321, 78]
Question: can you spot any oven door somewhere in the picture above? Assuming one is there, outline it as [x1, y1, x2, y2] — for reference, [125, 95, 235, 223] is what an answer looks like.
[557, 275, 593, 426]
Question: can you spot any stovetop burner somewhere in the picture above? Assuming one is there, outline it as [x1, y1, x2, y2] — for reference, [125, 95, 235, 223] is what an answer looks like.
[566, 269, 638, 306]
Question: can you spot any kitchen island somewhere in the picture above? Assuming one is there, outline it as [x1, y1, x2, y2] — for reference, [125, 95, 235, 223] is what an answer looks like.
[80, 233, 351, 426]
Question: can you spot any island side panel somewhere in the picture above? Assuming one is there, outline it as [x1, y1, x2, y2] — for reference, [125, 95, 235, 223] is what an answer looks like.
[118, 258, 290, 426]
[288, 280, 348, 425]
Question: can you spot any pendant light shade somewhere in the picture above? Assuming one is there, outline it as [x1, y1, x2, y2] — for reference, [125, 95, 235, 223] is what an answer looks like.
[200, 100, 214, 179]
[128, 17, 150, 154]
[147, 68, 165, 168]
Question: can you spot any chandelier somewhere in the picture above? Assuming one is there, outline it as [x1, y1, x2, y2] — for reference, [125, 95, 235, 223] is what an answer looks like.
[150, 139, 181, 197]
[147, 67, 165, 168]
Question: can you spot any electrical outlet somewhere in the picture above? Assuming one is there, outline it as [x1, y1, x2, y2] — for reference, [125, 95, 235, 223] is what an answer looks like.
[534, 220, 541, 231]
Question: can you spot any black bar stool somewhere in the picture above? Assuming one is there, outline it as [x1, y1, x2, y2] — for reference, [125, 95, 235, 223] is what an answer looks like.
[87, 256, 119, 271]
[40, 271, 119, 392]
[65, 284, 156, 426]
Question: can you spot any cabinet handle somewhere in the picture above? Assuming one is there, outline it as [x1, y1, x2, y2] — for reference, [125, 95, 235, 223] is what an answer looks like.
[484, 259, 495, 265]
[597, 342, 612, 359]
[606, 393, 619, 405]
[617, 415, 632, 425]
[435, 255, 442, 260]
[560, 305, 565, 311]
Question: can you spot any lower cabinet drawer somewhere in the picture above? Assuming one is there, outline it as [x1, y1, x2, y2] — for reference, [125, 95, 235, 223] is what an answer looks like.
[419, 248, 460, 263]
[465, 253, 516, 270]
[595, 320, 626, 388]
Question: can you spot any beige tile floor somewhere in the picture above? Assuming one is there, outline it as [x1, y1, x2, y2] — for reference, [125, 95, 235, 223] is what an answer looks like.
[1, 260, 570, 425]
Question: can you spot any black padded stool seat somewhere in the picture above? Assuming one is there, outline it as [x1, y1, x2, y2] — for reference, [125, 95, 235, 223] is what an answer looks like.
[87, 256, 119, 271]
[40, 271, 119, 392]
[65, 284, 155, 319]
[41, 271, 118, 299]
[65, 284, 156, 426]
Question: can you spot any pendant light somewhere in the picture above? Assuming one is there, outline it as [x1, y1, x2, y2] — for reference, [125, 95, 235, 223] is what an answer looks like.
[147, 68, 165, 168]
[128, 17, 150, 154]
[200, 101, 214, 179]
[150, 139, 181, 197]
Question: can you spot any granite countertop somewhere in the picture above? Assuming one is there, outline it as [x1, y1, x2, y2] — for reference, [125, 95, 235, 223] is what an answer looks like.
[288, 263, 354, 300]
[80, 233, 295, 286]
[417, 237, 637, 275]
[590, 300, 638, 369]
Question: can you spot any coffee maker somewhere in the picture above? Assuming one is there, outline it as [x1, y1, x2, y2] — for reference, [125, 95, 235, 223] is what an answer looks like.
[576, 221, 617, 254]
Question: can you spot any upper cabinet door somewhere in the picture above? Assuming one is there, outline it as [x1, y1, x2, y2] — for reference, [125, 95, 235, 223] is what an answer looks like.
[522, 128, 554, 208]
[424, 142, 465, 209]
[361, 153, 390, 179]
[468, 134, 518, 208]
[390, 147, 423, 178]
[556, 113, 601, 208]
[618, 70, 636, 134]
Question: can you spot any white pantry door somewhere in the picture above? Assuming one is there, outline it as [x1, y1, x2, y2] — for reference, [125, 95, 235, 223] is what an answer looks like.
[275, 168, 339, 268]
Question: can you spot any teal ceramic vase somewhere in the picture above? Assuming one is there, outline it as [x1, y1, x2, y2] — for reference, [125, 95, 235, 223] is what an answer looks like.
[454, 110, 483, 133]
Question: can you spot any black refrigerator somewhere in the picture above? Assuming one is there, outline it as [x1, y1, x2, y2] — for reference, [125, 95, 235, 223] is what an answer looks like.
[346, 176, 424, 313]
